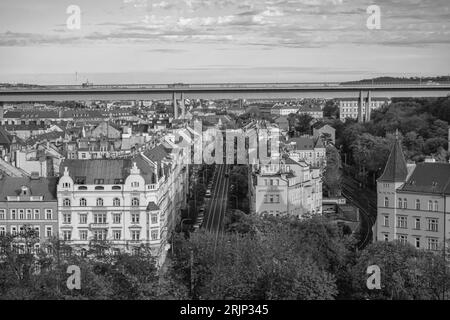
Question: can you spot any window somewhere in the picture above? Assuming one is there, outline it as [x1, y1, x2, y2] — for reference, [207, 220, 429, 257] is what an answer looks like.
[93, 230, 107, 241]
[131, 213, 140, 224]
[414, 218, 420, 230]
[11, 226, 17, 235]
[415, 237, 420, 249]
[428, 238, 438, 251]
[434, 201, 438, 212]
[0, 226, 5, 236]
[96, 198, 104, 206]
[62, 182, 71, 188]
[79, 230, 88, 240]
[403, 199, 407, 209]
[75, 176, 86, 184]
[151, 229, 159, 240]
[94, 213, 106, 224]
[46, 209, 53, 220]
[383, 215, 389, 227]
[26, 209, 32, 220]
[0, 210, 5, 220]
[10, 209, 16, 219]
[398, 198, 402, 208]
[151, 214, 158, 224]
[130, 230, 140, 241]
[19, 209, 24, 219]
[415, 199, 420, 210]
[34, 226, 40, 238]
[63, 231, 72, 241]
[94, 179, 104, 184]
[34, 209, 40, 220]
[131, 198, 140, 207]
[79, 214, 87, 224]
[113, 230, 121, 240]
[80, 198, 87, 207]
[63, 198, 71, 207]
[113, 198, 121, 207]
[397, 216, 407, 229]
[131, 181, 139, 188]
[427, 218, 438, 232]
[428, 200, 433, 211]
[113, 214, 121, 224]
[398, 234, 407, 245]
[95, 186, 104, 190]
[46, 226, 52, 237]
[63, 213, 71, 224]
[114, 179, 124, 184]
[384, 197, 389, 207]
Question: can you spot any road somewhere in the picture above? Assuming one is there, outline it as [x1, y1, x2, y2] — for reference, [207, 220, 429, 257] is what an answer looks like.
[203, 164, 230, 249]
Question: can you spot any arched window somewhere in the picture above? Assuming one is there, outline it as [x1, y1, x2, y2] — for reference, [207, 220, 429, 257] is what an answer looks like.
[403, 199, 407, 209]
[428, 200, 433, 211]
[415, 199, 421, 210]
[398, 198, 402, 209]
[384, 197, 389, 208]
[113, 198, 120, 207]
[131, 198, 140, 207]
[434, 201, 438, 212]
[63, 198, 71, 207]
[80, 198, 87, 207]
[96, 198, 104, 207]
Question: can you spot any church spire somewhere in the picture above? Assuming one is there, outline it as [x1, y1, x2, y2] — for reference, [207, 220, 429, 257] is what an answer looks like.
[378, 131, 408, 183]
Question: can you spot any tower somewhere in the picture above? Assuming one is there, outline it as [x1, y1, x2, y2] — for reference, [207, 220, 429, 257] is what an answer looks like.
[376, 131, 408, 242]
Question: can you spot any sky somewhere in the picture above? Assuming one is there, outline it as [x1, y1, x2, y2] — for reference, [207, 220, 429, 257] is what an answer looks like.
[0, 0, 449, 84]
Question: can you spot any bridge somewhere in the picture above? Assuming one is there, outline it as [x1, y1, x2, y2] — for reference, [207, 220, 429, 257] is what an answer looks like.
[1, 82, 449, 120]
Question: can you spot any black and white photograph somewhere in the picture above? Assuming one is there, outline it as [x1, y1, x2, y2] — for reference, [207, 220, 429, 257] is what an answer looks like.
[0, 0, 450, 310]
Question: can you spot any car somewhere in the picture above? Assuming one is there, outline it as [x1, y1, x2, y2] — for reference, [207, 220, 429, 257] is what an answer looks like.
[205, 190, 211, 198]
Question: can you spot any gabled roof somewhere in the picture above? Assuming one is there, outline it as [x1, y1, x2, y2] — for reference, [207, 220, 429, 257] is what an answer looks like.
[378, 136, 408, 183]
[399, 163, 450, 194]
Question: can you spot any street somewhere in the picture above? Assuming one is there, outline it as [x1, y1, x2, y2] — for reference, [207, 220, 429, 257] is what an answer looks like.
[203, 165, 230, 245]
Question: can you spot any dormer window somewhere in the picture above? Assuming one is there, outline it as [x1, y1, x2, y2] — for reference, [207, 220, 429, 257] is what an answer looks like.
[20, 186, 29, 196]
[62, 182, 71, 188]
[131, 181, 139, 188]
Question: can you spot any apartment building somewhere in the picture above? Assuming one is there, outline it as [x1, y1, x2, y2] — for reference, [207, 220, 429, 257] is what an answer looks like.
[339, 98, 388, 122]
[284, 136, 326, 168]
[57, 143, 188, 265]
[0, 175, 58, 245]
[376, 136, 450, 251]
[254, 157, 322, 218]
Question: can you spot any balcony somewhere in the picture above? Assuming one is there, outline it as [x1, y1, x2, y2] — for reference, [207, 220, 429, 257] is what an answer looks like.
[89, 223, 108, 229]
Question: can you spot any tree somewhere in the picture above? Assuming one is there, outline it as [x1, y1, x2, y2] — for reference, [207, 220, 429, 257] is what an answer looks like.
[349, 241, 449, 300]
[324, 145, 342, 197]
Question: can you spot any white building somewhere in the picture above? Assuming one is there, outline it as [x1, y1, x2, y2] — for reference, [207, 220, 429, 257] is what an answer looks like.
[284, 136, 326, 168]
[57, 143, 188, 266]
[339, 98, 389, 122]
[254, 157, 322, 218]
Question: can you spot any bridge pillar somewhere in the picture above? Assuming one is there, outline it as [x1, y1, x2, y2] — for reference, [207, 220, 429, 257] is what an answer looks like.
[180, 92, 185, 119]
[366, 91, 372, 122]
[358, 91, 363, 123]
[173, 92, 178, 119]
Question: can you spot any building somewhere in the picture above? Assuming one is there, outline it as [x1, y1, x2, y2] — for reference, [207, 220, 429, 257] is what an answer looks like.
[313, 123, 336, 145]
[284, 136, 326, 168]
[375, 135, 450, 251]
[297, 105, 323, 119]
[253, 157, 322, 218]
[56, 143, 188, 265]
[339, 98, 389, 122]
[0, 175, 58, 245]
